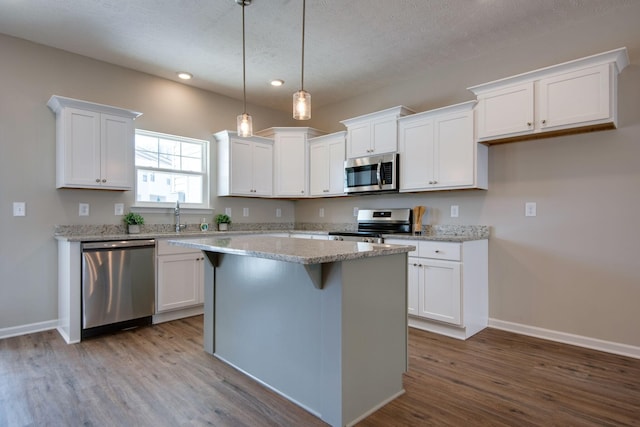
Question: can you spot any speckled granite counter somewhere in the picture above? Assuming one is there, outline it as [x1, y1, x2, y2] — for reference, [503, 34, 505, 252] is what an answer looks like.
[170, 235, 414, 265]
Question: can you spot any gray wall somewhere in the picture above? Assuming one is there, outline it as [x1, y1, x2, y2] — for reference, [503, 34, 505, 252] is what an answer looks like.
[2, 0, 640, 349]
[304, 3, 640, 347]
[0, 34, 296, 330]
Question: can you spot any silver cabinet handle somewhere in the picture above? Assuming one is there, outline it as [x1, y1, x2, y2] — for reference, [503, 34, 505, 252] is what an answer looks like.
[102, 179, 107, 183]
[542, 119, 547, 125]
[527, 122, 532, 126]
[95, 178, 101, 183]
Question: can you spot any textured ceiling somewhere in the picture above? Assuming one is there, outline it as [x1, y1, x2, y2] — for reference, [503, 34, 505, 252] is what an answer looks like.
[0, 0, 635, 112]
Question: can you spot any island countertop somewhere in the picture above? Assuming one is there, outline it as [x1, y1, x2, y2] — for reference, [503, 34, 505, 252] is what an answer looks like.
[169, 235, 415, 265]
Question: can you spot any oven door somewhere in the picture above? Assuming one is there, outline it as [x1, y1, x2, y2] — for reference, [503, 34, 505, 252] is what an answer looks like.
[344, 153, 398, 194]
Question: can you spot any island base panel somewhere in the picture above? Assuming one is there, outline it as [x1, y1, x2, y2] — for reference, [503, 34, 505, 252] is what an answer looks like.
[208, 252, 407, 427]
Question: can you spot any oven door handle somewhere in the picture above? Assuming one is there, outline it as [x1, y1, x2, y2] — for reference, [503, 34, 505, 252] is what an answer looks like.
[376, 160, 382, 188]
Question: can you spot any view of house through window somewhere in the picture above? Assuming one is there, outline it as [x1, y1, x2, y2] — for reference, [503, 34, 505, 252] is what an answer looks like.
[134, 130, 209, 207]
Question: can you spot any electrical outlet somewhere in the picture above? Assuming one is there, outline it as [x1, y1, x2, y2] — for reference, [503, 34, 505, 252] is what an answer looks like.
[114, 203, 124, 216]
[353, 207, 359, 217]
[450, 205, 459, 218]
[319, 208, 325, 218]
[243, 207, 249, 217]
[525, 202, 537, 217]
[225, 207, 232, 216]
[276, 208, 282, 218]
[79, 203, 90, 216]
[13, 202, 26, 217]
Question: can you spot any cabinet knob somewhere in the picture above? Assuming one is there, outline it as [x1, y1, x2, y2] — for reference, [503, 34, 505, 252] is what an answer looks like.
[527, 122, 532, 127]
[301, 190, 304, 193]
[102, 179, 107, 183]
[435, 250, 440, 253]
[542, 119, 547, 125]
[95, 178, 101, 183]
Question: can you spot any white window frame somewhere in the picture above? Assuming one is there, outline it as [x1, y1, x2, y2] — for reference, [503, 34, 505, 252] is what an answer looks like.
[134, 129, 210, 210]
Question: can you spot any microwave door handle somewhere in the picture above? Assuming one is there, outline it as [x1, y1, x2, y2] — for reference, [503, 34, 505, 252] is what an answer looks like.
[376, 160, 382, 188]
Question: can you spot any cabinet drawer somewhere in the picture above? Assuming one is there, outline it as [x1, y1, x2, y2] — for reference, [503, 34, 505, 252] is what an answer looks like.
[157, 239, 201, 256]
[418, 241, 461, 261]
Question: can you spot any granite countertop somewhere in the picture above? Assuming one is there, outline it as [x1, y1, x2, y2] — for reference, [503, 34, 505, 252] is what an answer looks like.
[54, 224, 489, 243]
[169, 235, 415, 265]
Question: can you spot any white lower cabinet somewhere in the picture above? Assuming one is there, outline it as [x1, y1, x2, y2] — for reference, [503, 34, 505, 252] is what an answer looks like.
[386, 238, 488, 340]
[155, 239, 205, 320]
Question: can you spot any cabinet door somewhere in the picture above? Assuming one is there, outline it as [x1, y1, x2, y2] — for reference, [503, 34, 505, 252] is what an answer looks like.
[407, 257, 421, 317]
[100, 113, 134, 189]
[60, 108, 101, 188]
[419, 259, 461, 325]
[252, 141, 273, 196]
[327, 137, 346, 195]
[346, 122, 372, 158]
[309, 141, 328, 196]
[157, 253, 203, 312]
[476, 82, 534, 140]
[230, 139, 254, 195]
[433, 111, 474, 189]
[399, 117, 435, 191]
[371, 116, 398, 155]
[274, 133, 306, 196]
[537, 63, 611, 131]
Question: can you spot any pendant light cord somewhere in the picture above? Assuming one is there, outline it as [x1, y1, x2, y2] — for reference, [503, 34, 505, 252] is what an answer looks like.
[300, 0, 306, 91]
[242, 1, 247, 114]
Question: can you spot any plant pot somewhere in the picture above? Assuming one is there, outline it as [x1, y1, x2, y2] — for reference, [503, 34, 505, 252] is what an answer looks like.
[128, 224, 141, 234]
[218, 223, 228, 231]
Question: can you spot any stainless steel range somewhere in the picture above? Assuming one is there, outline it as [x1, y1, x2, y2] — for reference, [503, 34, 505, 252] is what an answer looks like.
[328, 208, 412, 243]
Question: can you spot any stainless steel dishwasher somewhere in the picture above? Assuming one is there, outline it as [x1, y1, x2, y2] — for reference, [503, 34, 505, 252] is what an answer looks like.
[81, 239, 155, 339]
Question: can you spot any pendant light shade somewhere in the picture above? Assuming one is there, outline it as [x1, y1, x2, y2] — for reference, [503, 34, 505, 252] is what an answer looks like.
[293, 90, 311, 120]
[237, 0, 253, 136]
[293, 0, 310, 120]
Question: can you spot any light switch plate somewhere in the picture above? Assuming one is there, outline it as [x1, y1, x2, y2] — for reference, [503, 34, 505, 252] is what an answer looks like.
[242, 207, 249, 217]
[13, 202, 26, 217]
[319, 208, 325, 218]
[450, 205, 459, 218]
[525, 202, 537, 217]
[79, 203, 90, 216]
[353, 207, 359, 217]
[276, 208, 282, 218]
[225, 207, 232, 216]
[114, 203, 124, 216]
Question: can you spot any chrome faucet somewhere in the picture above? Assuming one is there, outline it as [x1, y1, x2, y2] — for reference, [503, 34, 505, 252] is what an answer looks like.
[175, 200, 185, 232]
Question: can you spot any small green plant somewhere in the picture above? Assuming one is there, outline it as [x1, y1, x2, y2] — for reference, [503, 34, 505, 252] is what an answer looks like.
[123, 212, 145, 225]
[214, 213, 231, 224]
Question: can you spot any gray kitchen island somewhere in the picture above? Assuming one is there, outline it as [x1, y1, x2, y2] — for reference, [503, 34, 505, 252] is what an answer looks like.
[170, 235, 414, 427]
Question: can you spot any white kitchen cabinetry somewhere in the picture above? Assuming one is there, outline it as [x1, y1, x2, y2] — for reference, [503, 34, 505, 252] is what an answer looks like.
[256, 127, 325, 197]
[156, 239, 204, 316]
[309, 131, 346, 197]
[47, 95, 142, 190]
[340, 105, 414, 158]
[469, 47, 629, 143]
[398, 101, 487, 192]
[215, 130, 273, 197]
[385, 238, 488, 340]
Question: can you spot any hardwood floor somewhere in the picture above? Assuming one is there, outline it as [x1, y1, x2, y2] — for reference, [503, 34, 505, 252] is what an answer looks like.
[1, 316, 639, 426]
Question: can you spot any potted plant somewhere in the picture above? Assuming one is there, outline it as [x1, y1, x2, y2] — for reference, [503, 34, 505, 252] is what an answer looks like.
[215, 213, 231, 231]
[123, 212, 145, 234]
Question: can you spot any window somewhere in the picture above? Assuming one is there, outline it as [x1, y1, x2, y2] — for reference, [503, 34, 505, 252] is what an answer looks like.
[134, 130, 209, 208]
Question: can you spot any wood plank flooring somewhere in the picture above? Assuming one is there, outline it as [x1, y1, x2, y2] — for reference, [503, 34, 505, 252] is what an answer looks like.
[1, 316, 639, 426]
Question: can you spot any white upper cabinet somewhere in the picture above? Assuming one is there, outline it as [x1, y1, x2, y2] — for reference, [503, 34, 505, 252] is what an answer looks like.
[308, 131, 346, 197]
[255, 127, 325, 198]
[398, 101, 487, 192]
[469, 47, 629, 143]
[340, 105, 414, 158]
[215, 130, 273, 197]
[47, 95, 142, 190]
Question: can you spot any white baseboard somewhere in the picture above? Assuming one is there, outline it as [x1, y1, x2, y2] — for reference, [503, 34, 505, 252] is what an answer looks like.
[488, 318, 640, 359]
[0, 319, 58, 340]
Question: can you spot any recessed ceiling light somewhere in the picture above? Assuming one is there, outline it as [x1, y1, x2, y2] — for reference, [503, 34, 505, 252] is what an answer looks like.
[177, 72, 193, 80]
[271, 79, 284, 87]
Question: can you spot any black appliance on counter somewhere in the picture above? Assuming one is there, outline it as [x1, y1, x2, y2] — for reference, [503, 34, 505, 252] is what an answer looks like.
[328, 208, 412, 243]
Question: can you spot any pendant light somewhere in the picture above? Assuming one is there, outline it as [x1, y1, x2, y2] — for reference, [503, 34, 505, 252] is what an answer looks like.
[237, 0, 253, 137]
[293, 0, 311, 120]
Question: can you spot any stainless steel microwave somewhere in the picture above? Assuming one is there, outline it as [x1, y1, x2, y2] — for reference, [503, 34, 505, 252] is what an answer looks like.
[344, 153, 399, 194]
